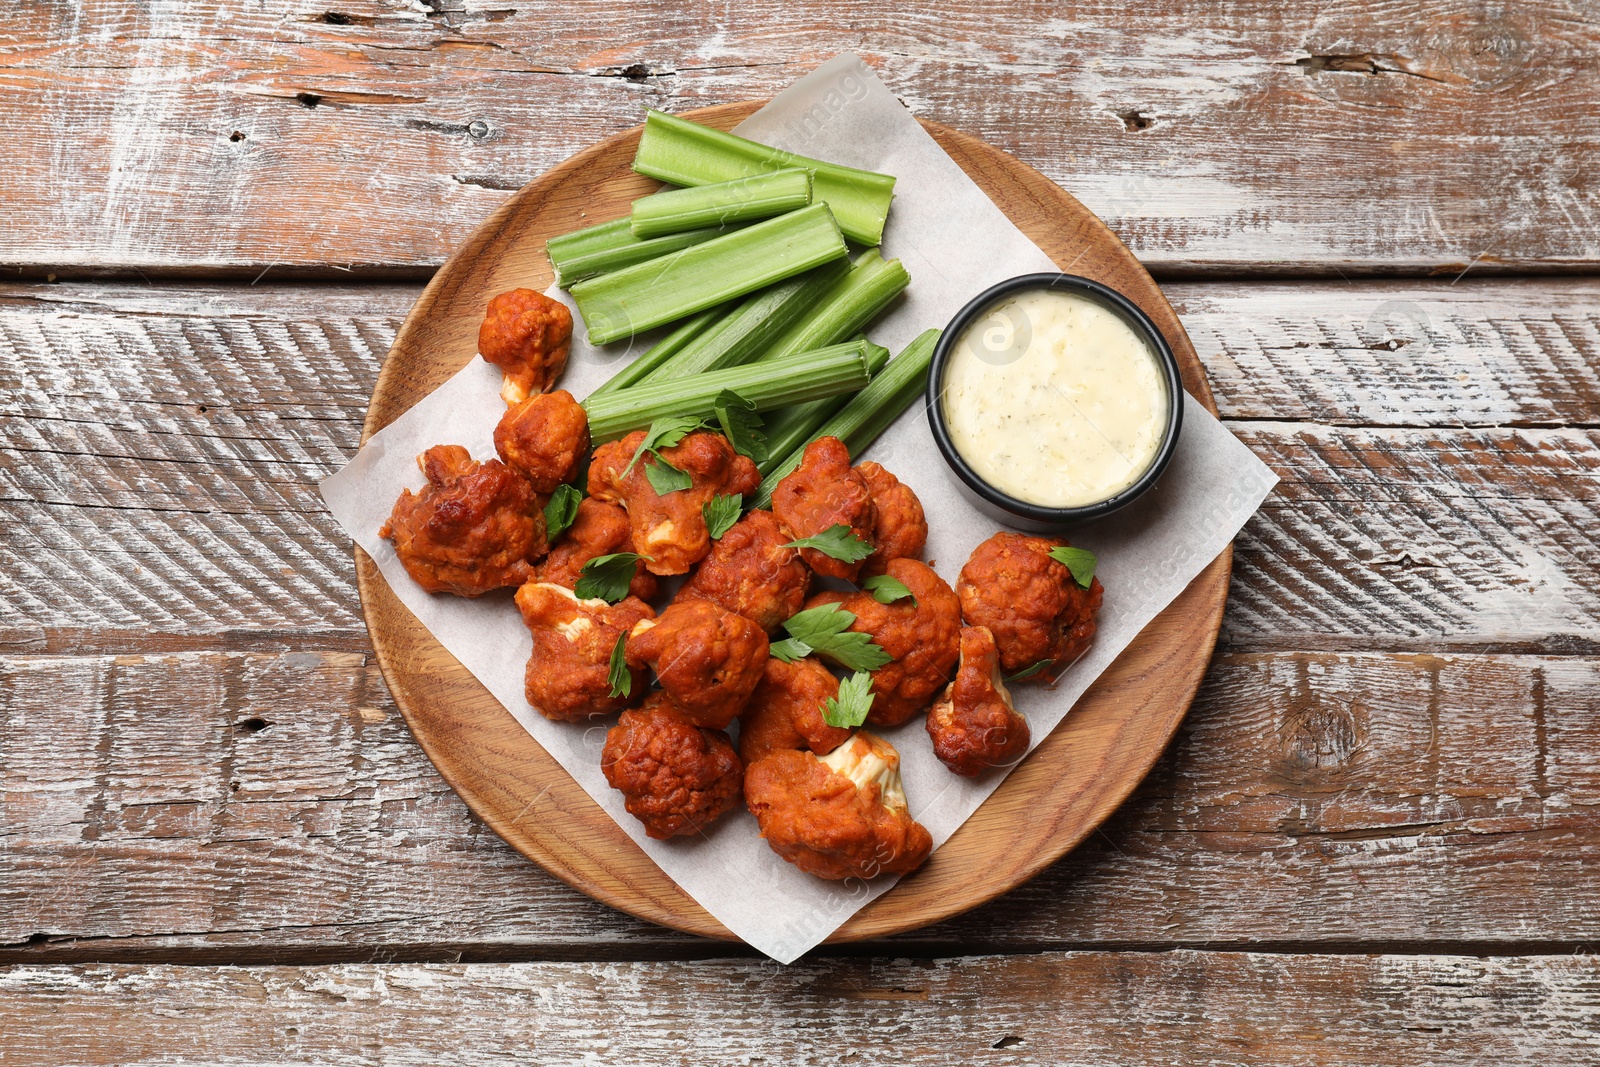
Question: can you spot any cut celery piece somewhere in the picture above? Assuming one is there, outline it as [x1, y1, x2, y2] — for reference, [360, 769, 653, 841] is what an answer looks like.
[586, 303, 731, 399]
[757, 337, 891, 473]
[751, 329, 939, 506]
[758, 248, 910, 364]
[633, 110, 896, 246]
[582, 340, 875, 443]
[630, 168, 812, 239]
[636, 259, 850, 385]
[569, 203, 849, 345]
[545, 218, 737, 288]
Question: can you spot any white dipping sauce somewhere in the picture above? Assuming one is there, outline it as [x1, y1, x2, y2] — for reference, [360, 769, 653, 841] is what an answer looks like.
[942, 287, 1168, 508]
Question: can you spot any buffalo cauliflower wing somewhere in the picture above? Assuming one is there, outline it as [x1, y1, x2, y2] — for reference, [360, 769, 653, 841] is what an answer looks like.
[478, 288, 572, 405]
[601, 700, 745, 844]
[493, 388, 589, 494]
[677, 509, 810, 633]
[856, 460, 927, 577]
[744, 731, 932, 880]
[926, 625, 1031, 776]
[379, 444, 547, 597]
[806, 557, 961, 727]
[625, 599, 769, 729]
[737, 655, 852, 765]
[515, 581, 654, 721]
[956, 531, 1104, 681]
[534, 497, 658, 601]
[771, 436, 876, 581]
[602, 694, 743, 840]
[588, 429, 760, 576]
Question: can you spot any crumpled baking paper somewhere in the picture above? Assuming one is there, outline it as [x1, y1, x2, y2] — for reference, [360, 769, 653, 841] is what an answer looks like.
[321, 53, 1277, 963]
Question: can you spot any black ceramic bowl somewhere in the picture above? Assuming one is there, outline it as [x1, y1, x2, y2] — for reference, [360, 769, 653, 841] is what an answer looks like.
[926, 272, 1183, 531]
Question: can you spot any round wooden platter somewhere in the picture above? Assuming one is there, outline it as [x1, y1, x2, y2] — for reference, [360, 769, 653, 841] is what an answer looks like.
[356, 100, 1231, 943]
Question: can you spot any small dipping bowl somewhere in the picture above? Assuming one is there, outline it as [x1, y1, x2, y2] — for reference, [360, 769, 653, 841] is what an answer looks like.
[927, 273, 1183, 530]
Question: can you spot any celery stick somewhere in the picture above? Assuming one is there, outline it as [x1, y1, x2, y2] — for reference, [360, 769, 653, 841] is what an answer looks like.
[637, 259, 850, 385]
[757, 338, 890, 469]
[751, 329, 939, 507]
[633, 110, 896, 246]
[545, 219, 737, 288]
[569, 203, 849, 345]
[582, 341, 875, 442]
[586, 303, 731, 399]
[630, 169, 812, 239]
[758, 248, 910, 364]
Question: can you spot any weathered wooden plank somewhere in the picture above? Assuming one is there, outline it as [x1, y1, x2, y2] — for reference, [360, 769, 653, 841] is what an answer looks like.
[3, 952, 1599, 1065]
[2, 279, 1599, 653]
[4, 650, 1595, 959]
[4, 1, 1597, 274]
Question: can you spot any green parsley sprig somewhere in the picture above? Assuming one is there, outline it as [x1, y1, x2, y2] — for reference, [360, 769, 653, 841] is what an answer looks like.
[784, 524, 873, 564]
[543, 484, 583, 541]
[861, 573, 915, 605]
[606, 631, 631, 699]
[768, 602, 892, 672]
[703, 494, 743, 540]
[1048, 545, 1097, 589]
[821, 671, 875, 728]
[575, 552, 650, 604]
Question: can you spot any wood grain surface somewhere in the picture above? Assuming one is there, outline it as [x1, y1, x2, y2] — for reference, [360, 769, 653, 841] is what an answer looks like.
[4, 1, 1597, 277]
[5, 4, 1599, 1054]
[4, 952, 1598, 1064]
[4, 650, 1598, 962]
[354, 98, 1228, 942]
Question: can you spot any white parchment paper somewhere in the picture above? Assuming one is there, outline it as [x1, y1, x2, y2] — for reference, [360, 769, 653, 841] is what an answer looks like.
[321, 54, 1278, 963]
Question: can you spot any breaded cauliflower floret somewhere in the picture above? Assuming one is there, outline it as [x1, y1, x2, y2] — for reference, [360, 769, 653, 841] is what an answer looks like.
[515, 581, 653, 721]
[625, 599, 769, 729]
[771, 436, 876, 581]
[926, 626, 1031, 776]
[493, 388, 589, 494]
[803, 558, 961, 727]
[956, 532, 1104, 682]
[738, 656, 852, 765]
[602, 694, 743, 840]
[379, 444, 547, 597]
[478, 288, 572, 405]
[534, 497, 658, 601]
[588, 430, 760, 576]
[855, 461, 927, 577]
[677, 509, 810, 633]
[744, 732, 932, 880]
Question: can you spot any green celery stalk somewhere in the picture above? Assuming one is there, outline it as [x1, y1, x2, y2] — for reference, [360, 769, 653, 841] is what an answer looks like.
[545, 218, 738, 288]
[630, 168, 812, 239]
[637, 259, 850, 385]
[633, 109, 896, 246]
[759, 337, 890, 467]
[569, 203, 849, 346]
[757, 248, 910, 364]
[751, 329, 940, 507]
[582, 340, 875, 442]
[586, 303, 731, 399]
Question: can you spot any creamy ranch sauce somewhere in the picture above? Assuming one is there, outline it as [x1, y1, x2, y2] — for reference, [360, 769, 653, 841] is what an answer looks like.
[943, 288, 1166, 508]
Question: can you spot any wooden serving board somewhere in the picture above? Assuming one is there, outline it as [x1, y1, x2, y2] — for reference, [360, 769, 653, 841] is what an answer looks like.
[355, 100, 1231, 943]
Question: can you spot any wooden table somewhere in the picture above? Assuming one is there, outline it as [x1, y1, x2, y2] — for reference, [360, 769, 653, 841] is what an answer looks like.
[4, 3, 1598, 1061]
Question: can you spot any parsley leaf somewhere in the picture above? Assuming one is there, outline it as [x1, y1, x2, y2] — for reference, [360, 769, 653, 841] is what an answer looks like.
[1006, 659, 1053, 683]
[822, 671, 875, 729]
[861, 573, 915, 606]
[606, 631, 631, 699]
[624, 414, 708, 476]
[543, 484, 583, 542]
[776, 602, 892, 672]
[1047, 546, 1098, 589]
[784, 524, 874, 564]
[768, 638, 810, 663]
[575, 552, 648, 604]
[703, 493, 742, 540]
[643, 456, 694, 495]
[712, 389, 769, 465]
